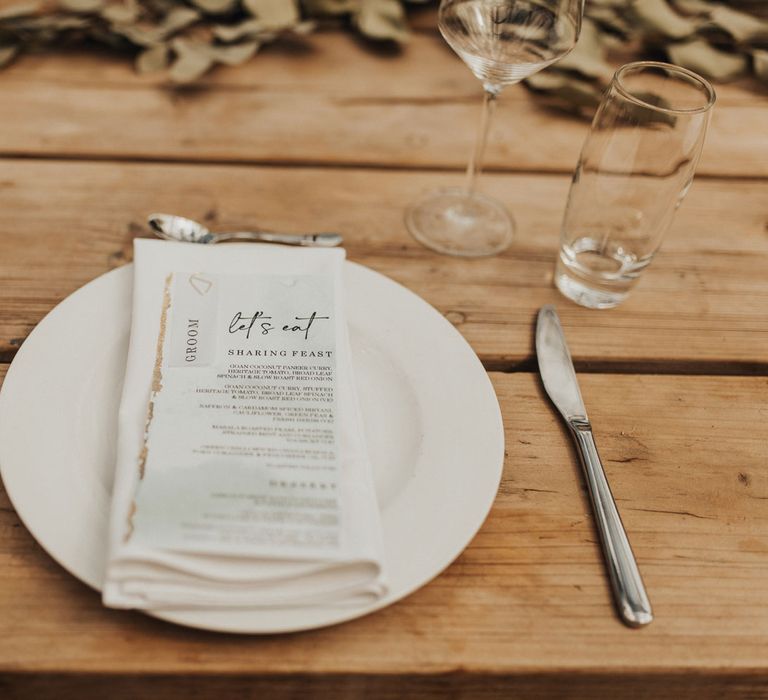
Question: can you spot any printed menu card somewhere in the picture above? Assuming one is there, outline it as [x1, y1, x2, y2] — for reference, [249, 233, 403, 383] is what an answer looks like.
[103, 239, 384, 609]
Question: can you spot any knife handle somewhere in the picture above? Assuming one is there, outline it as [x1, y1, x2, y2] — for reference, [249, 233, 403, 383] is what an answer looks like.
[569, 419, 653, 628]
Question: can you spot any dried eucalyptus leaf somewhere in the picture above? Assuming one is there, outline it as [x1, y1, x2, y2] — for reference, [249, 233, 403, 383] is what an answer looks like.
[212, 18, 262, 41]
[191, 0, 237, 15]
[632, 91, 674, 110]
[632, 0, 699, 39]
[243, 0, 299, 29]
[158, 6, 200, 36]
[667, 38, 748, 80]
[0, 1, 40, 19]
[136, 42, 169, 71]
[555, 18, 614, 80]
[100, 3, 139, 23]
[114, 23, 161, 46]
[753, 49, 768, 83]
[88, 25, 127, 46]
[52, 15, 91, 27]
[301, 0, 357, 16]
[588, 6, 632, 36]
[0, 44, 19, 66]
[59, 0, 105, 12]
[144, 0, 175, 14]
[673, 0, 710, 14]
[355, 0, 408, 42]
[708, 5, 768, 43]
[292, 20, 316, 34]
[526, 71, 604, 111]
[9, 14, 89, 29]
[170, 38, 214, 81]
[629, 91, 677, 127]
[209, 39, 259, 64]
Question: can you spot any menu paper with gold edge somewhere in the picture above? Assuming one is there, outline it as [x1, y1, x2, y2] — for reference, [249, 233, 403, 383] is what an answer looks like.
[103, 240, 385, 609]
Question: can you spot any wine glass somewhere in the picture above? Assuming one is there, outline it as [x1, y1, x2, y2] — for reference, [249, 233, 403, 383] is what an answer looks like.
[406, 0, 584, 257]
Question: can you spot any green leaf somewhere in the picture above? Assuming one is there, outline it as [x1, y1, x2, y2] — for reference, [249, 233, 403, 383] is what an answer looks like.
[632, 0, 699, 39]
[0, 44, 19, 67]
[190, 0, 237, 15]
[354, 0, 409, 42]
[136, 42, 169, 72]
[667, 38, 748, 81]
[169, 38, 214, 82]
[59, 0, 105, 12]
[0, 1, 40, 19]
[243, 0, 299, 29]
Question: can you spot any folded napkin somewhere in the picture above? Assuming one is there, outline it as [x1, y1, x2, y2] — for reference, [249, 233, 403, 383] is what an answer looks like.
[103, 239, 385, 609]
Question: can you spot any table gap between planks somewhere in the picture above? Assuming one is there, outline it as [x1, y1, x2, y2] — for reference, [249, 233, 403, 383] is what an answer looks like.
[0, 20, 767, 700]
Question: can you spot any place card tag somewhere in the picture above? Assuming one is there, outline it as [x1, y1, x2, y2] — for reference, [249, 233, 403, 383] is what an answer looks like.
[129, 272, 342, 558]
[168, 273, 218, 368]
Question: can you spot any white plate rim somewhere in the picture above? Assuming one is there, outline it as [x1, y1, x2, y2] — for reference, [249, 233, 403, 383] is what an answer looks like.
[0, 261, 504, 633]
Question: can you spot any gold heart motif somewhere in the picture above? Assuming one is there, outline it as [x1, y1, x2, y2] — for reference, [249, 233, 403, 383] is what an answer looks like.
[189, 274, 213, 296]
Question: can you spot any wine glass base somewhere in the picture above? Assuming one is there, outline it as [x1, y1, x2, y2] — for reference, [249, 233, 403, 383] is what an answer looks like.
[405, 188, 514, 257]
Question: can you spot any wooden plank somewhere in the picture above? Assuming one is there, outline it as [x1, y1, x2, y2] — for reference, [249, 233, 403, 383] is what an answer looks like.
[1, 33, 766, 177]
[0, 159, 766, 370]
[1, 674, 766, 700]
[1, 366, 768, 697]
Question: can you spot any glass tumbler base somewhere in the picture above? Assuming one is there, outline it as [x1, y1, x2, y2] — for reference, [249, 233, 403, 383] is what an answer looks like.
[554, 261, 630, 310]
[405, 188, 514, 257]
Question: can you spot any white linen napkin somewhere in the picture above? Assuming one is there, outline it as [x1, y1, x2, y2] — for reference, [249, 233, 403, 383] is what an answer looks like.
[102, 239, 385, 609]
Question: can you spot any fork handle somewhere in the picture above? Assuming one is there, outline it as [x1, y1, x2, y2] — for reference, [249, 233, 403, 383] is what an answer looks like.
[569, 418, 653, 628]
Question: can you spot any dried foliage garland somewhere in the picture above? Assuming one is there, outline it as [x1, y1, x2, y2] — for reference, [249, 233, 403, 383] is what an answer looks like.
[0, 0, 421, 81]
[0, 0, 766, 111]
[526, 0, 768, 114]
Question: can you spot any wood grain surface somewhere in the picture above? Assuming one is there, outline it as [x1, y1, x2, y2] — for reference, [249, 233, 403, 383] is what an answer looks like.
[1, 17, 767, 700]
[0, 159, 765, 370]
[1, 33, 766, 177]
[1, 366, 767, 698]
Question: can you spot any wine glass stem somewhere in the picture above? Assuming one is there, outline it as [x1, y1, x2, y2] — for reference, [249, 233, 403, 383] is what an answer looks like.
[465, 88, 498, 195]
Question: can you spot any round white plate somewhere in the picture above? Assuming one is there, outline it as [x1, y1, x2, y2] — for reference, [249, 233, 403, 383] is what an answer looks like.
[0, 262, 504, 633]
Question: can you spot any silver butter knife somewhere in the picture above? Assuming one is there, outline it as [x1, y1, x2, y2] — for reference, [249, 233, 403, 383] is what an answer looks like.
[536, 305, 653, 628]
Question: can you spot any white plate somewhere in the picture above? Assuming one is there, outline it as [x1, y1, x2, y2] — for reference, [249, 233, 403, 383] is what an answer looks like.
[0, 262, 504, 633]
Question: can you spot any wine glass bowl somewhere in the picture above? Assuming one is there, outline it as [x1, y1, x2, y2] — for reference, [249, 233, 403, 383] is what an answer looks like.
[439, 0, 582, 92]
[405, 0, 584, 257]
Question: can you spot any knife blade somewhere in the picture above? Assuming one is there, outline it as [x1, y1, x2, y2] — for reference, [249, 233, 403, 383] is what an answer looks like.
[536, 305, 653, 628]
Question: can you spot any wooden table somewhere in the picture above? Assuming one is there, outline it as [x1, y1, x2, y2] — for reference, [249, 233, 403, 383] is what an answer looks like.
[1, 21, 767, 700]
